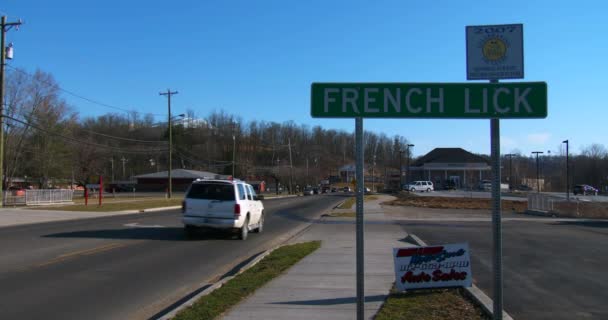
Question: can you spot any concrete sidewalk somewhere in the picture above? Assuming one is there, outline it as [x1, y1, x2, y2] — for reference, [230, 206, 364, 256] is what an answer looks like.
[221, 194, 412, 320]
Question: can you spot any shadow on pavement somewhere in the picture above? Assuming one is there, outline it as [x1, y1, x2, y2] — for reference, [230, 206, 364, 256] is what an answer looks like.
[149, 250, 265, 319]
[42, 227, 237, 241]
[271, 294, 387, 305]
[551, 220, 608, 228]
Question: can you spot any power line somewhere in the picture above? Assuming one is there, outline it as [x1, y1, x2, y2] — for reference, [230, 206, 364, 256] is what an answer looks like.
[5, 64, 167, 117]
[3, 114, 168, 154]
[7, 112, 168, 144]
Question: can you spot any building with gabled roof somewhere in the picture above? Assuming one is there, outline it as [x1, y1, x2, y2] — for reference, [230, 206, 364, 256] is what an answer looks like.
[409, 148, 491, 190]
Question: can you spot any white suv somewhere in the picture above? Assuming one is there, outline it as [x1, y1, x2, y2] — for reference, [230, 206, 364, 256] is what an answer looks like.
[405, 181, 434, 192]
[182, 179, 265, 240]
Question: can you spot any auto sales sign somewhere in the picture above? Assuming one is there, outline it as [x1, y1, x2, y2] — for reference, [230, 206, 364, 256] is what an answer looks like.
[393, 243, 472, 291]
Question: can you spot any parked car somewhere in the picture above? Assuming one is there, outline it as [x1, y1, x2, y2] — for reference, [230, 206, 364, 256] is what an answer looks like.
[7, 186, 25, 196]
[479, 180, 492, 191]
[343, 186, 352, 192]
[330, 187, 337, 192]
[405, 181, 434, 192]
[516, 184, 533, 191]
[573, 184, 598, 196]
[364, 187, 371, 194]
[182, 179, 265, 240]
[312, 187, 320, 194]
[303, 187, 314, 196]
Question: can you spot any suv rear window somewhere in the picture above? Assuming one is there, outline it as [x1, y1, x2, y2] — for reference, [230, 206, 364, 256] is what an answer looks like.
[187, 183, 235, 201]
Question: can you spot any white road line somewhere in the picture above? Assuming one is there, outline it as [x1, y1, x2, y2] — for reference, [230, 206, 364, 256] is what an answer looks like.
[124, 222, 165, 228]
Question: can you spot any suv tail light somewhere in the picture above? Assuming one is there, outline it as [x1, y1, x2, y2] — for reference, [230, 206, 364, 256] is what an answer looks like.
[181, 201, 186, 213]
[234, 204, 241, 218]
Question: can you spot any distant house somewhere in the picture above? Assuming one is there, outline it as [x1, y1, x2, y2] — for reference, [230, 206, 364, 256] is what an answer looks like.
[134, 169, 229, 191]
[339, 164, 356, 183]
[409, 148, 491, 189]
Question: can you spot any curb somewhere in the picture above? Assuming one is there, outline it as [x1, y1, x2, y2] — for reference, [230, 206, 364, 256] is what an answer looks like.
[117, 205, 181, 214]
[155, 200, 337, 319]
[263, 194, 299, 200]
[405, 234, 514, 320]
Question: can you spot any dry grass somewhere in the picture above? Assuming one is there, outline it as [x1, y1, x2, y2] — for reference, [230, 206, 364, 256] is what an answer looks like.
[383, 193, 527, 212]
[337, 195, 380, 209]
[375, 288, 488, 320]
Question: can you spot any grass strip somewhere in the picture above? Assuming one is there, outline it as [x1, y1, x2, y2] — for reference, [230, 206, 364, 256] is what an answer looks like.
[375, 287, 488, 320]
[174, 241, 322, 320]
[337, 195, 380, 209]
[29, 198, 183, 212]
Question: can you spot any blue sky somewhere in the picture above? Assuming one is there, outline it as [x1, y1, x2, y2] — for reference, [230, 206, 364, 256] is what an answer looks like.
[2, 0, 607, 157]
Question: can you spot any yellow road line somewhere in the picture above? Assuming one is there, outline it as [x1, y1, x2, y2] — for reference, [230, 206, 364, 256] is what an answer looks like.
[36, 242, 128, 268]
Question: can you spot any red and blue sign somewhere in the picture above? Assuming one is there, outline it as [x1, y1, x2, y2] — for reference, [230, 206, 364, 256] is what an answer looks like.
[393, 243, 473, 291]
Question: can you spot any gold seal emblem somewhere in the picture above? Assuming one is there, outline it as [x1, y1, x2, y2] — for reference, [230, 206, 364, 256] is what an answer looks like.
[482, 37, 507, 61]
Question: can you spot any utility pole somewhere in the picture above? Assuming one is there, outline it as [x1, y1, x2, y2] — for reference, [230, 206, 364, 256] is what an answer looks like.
[562, 140, 569, 201]
[398, 150, 405, 190]
[160, 89, 178, 198]
[532, 151, 544, 193]
[505, 154, 515, 190]
[0, 16, 22, 206]
[372, 155, 376, 192]
[306, 157, 309, 186]
[110, 158, 115, 182]
[121, 157, 128, 180]
[288, 138, 293, 194]
[232, 134, 236, 178]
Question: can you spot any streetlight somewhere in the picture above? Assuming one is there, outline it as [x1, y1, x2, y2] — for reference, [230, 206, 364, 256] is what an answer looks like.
[562, 140, 569, 201]
[405, 144, 414, 185]
[505, 154, 516, 190]
[532, 151, 544, 193]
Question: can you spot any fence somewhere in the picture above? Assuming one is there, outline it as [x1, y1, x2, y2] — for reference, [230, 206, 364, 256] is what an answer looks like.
[528, 193, 608, 218]
[3, 191, 26, 206]
[3, 189, 74, 206]
[527, 193, 561, 213]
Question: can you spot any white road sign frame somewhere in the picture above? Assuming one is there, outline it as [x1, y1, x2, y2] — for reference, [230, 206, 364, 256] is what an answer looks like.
[466, 24, 524, 80]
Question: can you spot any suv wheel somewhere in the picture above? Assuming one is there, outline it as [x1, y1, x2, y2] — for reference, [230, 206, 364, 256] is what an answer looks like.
[410, 188, 416, 192]
[426, 188, 431, 192]
[239, 217, 249, 240]
[254, 213, 264, 233]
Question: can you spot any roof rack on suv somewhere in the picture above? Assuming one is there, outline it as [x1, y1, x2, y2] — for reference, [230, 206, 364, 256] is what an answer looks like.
[193, 177, 243, 183]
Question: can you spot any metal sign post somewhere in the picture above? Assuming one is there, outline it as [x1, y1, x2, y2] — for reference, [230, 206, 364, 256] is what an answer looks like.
[490, 96, 503, 319]
[355, 117, 365, 320]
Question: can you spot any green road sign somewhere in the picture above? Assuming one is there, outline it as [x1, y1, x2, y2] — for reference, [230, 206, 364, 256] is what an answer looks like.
[311, 82, 547, 119]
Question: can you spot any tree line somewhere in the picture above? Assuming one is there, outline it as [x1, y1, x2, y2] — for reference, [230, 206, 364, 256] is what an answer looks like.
[3, 67, 606, 192]
[3, 68, 414, 189]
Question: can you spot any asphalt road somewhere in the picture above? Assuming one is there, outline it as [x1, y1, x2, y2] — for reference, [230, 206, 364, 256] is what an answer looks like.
[0, 194, 345, 320]
[400, 216, 608, 319]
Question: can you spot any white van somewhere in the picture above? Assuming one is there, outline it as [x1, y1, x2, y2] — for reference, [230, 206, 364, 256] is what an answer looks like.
[182, 179, 265, 240]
